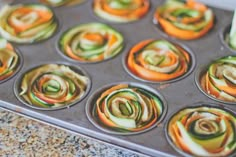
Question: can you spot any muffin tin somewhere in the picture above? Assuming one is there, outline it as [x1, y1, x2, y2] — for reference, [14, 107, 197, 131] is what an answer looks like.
[0, 0, 235, 157]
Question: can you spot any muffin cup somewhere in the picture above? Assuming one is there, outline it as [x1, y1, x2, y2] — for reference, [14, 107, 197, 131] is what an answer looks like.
[165, 102, 236, 157]
[91, 0, 150, 24]
[219, 24, 236, 53]
[195, 56, 236, 105]
[152, 1, 216, 41]
[0, 3, 60, 45]
[123, 39, 196, 84]
[85, 82, 167, 135]
[0, 45, 23, 84]
[14, 62, 91, 111]
[56, 23, 124, 64]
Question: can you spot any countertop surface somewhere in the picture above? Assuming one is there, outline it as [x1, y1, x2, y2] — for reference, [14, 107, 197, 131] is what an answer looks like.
[0, 108, 146, 157]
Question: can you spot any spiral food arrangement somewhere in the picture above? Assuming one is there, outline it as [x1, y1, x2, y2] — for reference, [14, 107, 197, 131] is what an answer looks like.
[153, 0, 214, 40]
[126, 39, 191, 82]
[93, 0, 150, 23]
[40, 0, 84, 7]
[0, 4, 58, 44]
[167, 105, 236, 156]
[0, 38, 20, 82]
[94, 84, 164, 133]
[200, 56, 236, 103]
[19, 64, 89, 109]
[59, 23, 124, 62]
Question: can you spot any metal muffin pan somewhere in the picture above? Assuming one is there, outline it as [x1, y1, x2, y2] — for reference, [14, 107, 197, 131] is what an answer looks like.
[0, 0, 235, 157]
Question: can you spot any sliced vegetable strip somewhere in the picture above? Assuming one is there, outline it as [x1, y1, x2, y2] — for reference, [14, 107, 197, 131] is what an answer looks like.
[40, 0, 84, 7]
[94, 84, 164, 132]
[0, 4, 58, 43]
[154, 0, 214, 40]
[127, 39, 191, 82]
[59, 23, 123, 62]
[19, 64, 89, 108]
[201, 56, 236, 103]
[228, 10, 236, 50]
[93, 0, 149, 23]
[167, 105, 236, 156]
[0, 38, 19, 81]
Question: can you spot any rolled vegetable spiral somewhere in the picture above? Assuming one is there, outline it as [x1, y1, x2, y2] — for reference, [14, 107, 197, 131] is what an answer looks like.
[167, 105, 236, 157]
[94, 84, 164, 132]
[200, 56, 236, 103]
[59, 23, 124, 62]
[93, 0, 150, 23]
[153, 0, 214, 40]
[127, 39, 191, 82]
[19, 64, 89, 108]
[0, 38, 20, 81]
[0, 4, 58, 44]
[40, 0, 84, 7]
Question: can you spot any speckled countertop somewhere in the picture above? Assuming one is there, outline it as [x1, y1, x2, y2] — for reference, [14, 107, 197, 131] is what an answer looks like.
[0, 108, 146, 157]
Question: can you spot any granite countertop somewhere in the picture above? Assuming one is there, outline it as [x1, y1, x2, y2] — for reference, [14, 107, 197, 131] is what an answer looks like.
[0, 109, 145, 157]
